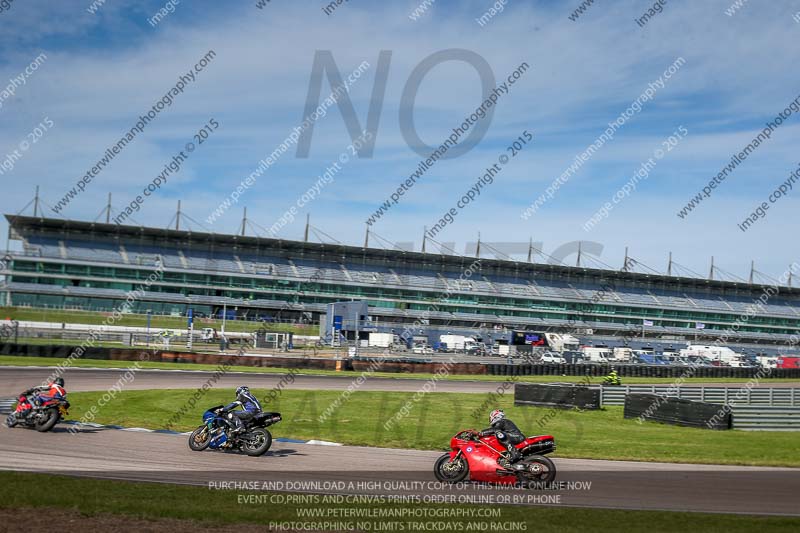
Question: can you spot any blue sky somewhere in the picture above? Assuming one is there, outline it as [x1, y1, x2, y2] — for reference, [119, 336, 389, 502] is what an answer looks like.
[1, 0, 799, 280]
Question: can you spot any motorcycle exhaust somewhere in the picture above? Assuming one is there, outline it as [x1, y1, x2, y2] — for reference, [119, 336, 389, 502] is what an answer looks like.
[495, 463, 529, 475]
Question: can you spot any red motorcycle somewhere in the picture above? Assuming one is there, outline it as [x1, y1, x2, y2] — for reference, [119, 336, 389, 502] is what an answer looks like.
[434, 430, 556, 486]
[5, 392, 69, 432]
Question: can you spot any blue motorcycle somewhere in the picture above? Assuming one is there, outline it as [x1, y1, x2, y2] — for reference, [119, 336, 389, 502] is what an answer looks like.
[188, 404, 281, 457]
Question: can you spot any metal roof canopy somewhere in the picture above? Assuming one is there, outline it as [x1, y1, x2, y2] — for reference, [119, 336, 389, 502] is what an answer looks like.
[5, 214, 797, 298]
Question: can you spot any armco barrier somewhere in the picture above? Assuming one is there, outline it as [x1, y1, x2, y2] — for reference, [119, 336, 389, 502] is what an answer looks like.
[731, 406, 800, 431]
[514, 383, 601, 410]
[600, 385, 800, 407]
[623, 393, 731, 430]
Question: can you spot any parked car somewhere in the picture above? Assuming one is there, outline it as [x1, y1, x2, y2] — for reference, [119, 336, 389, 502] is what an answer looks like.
[562, 351, 585, 364]
[634, 354, 658, 365]
[200, 327, 217, 342]
[686, 355, 713, 366]
[540, 352, 567, 364]
[653, 355, 673, 366]
[665, 355, 691, 366]
[466, 344, 488, 356]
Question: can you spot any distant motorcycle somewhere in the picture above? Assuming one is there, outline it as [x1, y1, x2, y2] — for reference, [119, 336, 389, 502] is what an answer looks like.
[188, 405, 281, 457]
[6, 392, 70, 432]
[434, 429, 556, 486]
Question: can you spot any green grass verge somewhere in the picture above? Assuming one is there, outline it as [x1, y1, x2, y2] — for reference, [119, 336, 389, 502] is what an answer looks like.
[3, 355, 798, 384]
[0, 472, 796, 531]
[0, 306, 317, 335]
[64, 388, 800, 467]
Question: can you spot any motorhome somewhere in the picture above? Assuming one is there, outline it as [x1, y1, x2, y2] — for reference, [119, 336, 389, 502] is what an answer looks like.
[680, 345, 750, 367]
[544, 333, 580, 352]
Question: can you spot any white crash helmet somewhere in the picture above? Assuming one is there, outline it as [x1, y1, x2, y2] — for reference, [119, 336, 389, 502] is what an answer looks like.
[489, 409, 505, 425]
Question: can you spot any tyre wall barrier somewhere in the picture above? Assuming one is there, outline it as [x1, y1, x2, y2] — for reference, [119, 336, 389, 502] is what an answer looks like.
[0, 344, 341, 369]
[623, 393, 731, 430]
[2, 344, 799, 379]
[350, 358, 484, 375]
[486, 363, 800, 379]
[514, 383, 601, 410]
[0, 343, 110, 360]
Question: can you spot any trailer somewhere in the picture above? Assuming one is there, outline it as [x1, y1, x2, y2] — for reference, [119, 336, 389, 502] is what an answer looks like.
[612, 347, 634, 362]
[777, 356, 800, 369]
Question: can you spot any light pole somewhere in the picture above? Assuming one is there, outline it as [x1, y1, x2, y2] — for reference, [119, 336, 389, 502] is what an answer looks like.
[146, 310, 152, 348]
[221, 303, 227, 336]
[187, 308, 193, 351]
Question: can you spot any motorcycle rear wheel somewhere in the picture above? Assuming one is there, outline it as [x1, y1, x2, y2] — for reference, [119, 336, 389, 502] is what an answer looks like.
[188, 425, 211, 451]
[519, 455, 556, 487]
[5, 413, 17, 428]
[241, 428, 272, 457]
[433, 453, 469, 483]
[35, 409, 60, 432]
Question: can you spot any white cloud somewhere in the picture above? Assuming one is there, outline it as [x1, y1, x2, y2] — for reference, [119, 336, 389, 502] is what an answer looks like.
[0, 0, 798, 279]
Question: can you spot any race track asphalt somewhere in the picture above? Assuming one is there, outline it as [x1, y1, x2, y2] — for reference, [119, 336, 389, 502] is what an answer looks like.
[2, 366, 798, 397]
[1, 424, 798, 516]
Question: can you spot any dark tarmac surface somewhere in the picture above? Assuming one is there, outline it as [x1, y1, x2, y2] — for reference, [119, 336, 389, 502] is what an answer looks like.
[2, 366, 799, 516]
[2, 366, 798, 397]
[1, 424, 798, 516]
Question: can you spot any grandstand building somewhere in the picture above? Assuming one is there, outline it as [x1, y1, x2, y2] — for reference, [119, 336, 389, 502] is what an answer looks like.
[3, 214, 800, 346]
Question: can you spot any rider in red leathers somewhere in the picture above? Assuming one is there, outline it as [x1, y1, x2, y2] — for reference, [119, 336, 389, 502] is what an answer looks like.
[17, 377, 67, 417]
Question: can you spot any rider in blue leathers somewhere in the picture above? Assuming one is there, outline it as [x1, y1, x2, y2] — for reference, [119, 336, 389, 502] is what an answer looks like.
[223, 386, 262, 435]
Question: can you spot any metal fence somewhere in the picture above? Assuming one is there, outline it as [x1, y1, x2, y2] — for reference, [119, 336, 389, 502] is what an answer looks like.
[599, 385, 800, 407]
[0, 398, 15, 414]
[601, 385, 800, 431]
[729, 406, 800, 431]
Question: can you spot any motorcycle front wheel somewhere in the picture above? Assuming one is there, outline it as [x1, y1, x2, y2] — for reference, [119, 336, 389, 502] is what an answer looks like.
[518, 455, 557, 487]
[35, 408, 60, 432]
[241, 428, 272, 457]
[433, 453, 469, 483]
[188, 425, 211, 451]
[5, 413, 17, 428]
